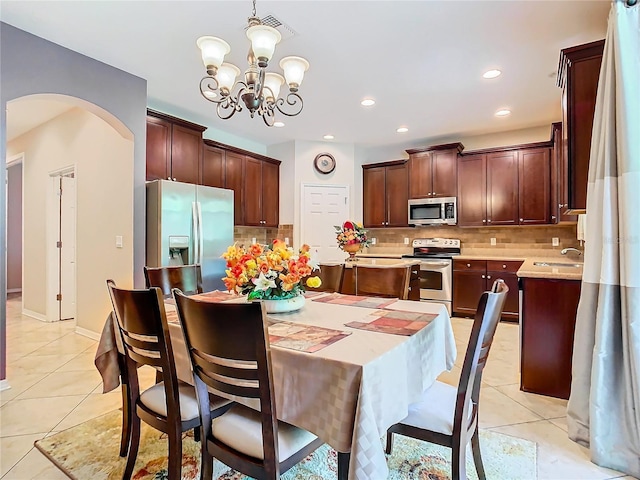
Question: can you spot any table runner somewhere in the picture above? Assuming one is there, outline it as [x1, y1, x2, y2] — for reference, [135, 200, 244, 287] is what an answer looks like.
[345, 309, 438, 336]
[95, 295, 456, 480]
[311, 292, 397, 309]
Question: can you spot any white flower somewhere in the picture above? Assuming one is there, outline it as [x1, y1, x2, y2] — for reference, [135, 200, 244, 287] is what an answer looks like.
[308, 254, 320, 271]
[252, 272, 276, 291]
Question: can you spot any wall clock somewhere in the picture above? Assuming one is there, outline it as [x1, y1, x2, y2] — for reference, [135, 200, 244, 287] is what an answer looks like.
[313, 153, 336, 174]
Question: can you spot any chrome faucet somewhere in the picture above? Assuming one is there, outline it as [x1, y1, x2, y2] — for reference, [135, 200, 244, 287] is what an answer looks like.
[561, 247, 583, 256]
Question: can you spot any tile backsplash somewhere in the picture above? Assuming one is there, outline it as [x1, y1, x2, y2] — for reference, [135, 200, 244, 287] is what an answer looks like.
[234, 225, 293, 247]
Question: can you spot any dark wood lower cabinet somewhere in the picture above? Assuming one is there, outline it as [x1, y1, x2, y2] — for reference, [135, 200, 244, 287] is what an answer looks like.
[520, 277, 581, 399]
[341, 264, 420, 300]
[453, 259, 523, 321]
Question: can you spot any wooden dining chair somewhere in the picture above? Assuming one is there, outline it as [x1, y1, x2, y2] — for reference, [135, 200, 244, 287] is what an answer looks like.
[352, 264, 412, 299]
[173, 290, 324, 480]
[106, 280, 229, 479]
[307, 263, 344, 293]
[144, 264, 203, 297]
[385, 279, 509, 480]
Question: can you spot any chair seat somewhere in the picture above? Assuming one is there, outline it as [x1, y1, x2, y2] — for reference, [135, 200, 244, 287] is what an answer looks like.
[211, 404, 318, 461]
[400, 381, 472, 435]
[140, 381, 228, 421]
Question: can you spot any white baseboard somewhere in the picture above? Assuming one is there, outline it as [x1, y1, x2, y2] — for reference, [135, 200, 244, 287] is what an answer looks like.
[7, 288, 22, 294]
[75, 326, 100, 341]
[22, 309, 49, 322]
[0, 379, 11, 392]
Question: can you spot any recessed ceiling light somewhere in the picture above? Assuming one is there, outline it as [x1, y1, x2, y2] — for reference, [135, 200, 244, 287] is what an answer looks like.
[495, 109, 511, 117]
[483, 69, 502, 79]
[361, 98, 376, 107]
[273, 121, 285, 127]
[323, 134, 334, 140]
[396, 127, 409, 133]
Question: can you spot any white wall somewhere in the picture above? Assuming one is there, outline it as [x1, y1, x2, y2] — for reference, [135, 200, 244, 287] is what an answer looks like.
[7, 108, 133, 334]
[359, 124, 554, 164]
[6, 162, 22, 292]
[267, 141, 296, 224]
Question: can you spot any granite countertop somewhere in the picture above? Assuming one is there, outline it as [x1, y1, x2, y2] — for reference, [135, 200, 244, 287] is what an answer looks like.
[516, 257, 583, 280]
[343, 258, 420, 269]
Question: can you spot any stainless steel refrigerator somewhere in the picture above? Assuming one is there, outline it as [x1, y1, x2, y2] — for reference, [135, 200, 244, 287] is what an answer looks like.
[146, 180, 234, 292]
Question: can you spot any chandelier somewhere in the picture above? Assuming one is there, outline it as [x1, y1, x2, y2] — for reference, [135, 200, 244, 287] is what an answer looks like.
[196, 0, 310, 126]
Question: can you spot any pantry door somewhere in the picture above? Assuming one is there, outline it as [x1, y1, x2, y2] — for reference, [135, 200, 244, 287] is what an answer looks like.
[300, 184, 349, 263]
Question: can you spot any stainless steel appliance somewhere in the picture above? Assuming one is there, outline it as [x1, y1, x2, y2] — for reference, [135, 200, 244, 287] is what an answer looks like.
[408, 197, 457, 226]
[403, 238, 461, 314]
[146, 180, 234, 292]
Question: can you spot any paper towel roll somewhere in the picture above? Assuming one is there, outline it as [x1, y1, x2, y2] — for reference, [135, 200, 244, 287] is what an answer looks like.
[577, 214, 587, 244]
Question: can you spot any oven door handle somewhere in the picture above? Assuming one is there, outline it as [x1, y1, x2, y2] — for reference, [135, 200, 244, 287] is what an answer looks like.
[419, 261, 451, 268]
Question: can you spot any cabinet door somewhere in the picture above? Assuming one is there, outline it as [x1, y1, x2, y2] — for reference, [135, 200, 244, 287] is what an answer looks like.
[486, 261, 522, 321]
[146, 116, 171, 181]
[453, 269, 487, 316]
[261, 161, 279, 227]
[457, 154, 487, 227]
[363, 167, 387, 228]
[244, 157, 263, 226]
[385, 164, 409, 227]
[519, 148, 551, 225]
[225, 151, 245, 225]
[408, 152, 432, 199]
[170, 124, 202, 184]
[431, 150, 457, 197]
[201, 145, 225, 188]
[487, 151, 518, 226]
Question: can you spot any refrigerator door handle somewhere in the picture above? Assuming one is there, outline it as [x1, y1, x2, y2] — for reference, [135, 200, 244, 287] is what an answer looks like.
[197, 201, 204, 265]
[192, 201, 199, 264]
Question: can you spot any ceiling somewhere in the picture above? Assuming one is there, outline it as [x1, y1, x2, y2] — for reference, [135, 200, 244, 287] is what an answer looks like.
[0, 1, 610, 150]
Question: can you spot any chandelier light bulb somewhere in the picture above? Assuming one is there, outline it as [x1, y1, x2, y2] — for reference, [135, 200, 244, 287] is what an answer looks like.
[361, 98, 376, 107]
[264, 72, 285, 101]
[196, 36, 231, 74]
[246, 25, 281, 67]
[280, 56, 310, 91]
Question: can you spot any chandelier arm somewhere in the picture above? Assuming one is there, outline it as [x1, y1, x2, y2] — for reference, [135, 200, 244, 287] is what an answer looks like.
[216, 85, 247, 120]
[200, 76, 225, 104]
[274, 92, 304, 117]
[261, 108, 275, 127]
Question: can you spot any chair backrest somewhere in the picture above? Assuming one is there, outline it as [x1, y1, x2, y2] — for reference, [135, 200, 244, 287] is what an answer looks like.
[454, 279, 508, 432]
[106, 280, 182, 414]
[144, 265, 203, 297]
[308, 263, 344, 293]
[352, 264, 412, 299]
[173, 290, 279, 470]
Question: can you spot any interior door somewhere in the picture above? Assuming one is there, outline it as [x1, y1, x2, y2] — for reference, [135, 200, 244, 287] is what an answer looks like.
[301, 184, 349, 263]
[59, 175, 76, 320]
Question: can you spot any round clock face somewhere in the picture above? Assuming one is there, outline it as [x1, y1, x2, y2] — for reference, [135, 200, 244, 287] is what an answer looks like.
[314, 153, 336, 174]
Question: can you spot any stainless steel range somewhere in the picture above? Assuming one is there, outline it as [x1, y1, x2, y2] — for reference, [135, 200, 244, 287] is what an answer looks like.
[403, 238, 461, 314]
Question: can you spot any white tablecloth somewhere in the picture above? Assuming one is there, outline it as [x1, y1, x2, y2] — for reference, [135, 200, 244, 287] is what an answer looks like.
[167, 297, 456, 480]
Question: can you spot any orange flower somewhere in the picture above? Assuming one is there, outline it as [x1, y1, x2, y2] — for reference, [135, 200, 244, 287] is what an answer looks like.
[300, 244, 310, 253]
[223, 277, 237, 291]
[250, 243, 263, 256]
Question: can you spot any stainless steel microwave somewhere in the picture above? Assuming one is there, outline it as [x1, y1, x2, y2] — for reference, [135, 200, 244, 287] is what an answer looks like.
[408, 197, 457, 226]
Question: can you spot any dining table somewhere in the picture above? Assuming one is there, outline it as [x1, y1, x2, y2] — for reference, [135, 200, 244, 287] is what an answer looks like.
[95, 291, 457, 480]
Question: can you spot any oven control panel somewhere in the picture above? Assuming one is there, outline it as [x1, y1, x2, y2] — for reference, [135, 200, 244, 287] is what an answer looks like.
[412, 238, 460, 248]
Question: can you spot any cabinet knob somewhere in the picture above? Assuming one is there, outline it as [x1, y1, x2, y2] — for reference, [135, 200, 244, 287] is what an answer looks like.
[520, 218, 524, 222]
[552, 215, 557, 220]
[482, 275, 486, 279]
[408, 287, 412, 291]
[503, 264, 507, 269]
[487, 219, 492, 223]
[467, 263, 471, 268]
[482, 219, 487, 223]
[412, 270, 418, 274]
[427, 192, 432, 196]
[432, 192, 436, 196]
[487, 275, 491, 279]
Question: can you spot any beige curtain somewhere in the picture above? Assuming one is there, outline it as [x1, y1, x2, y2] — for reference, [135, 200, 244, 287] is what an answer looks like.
[567, 1, 640, 477]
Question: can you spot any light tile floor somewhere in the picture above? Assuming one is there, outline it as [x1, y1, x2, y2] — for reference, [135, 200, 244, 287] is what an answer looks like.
[0, 295, 635, 479]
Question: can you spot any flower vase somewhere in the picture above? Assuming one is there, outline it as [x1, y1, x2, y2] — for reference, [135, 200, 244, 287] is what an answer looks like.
[342, 243, 362, 261]
[262, 294, 306, 314]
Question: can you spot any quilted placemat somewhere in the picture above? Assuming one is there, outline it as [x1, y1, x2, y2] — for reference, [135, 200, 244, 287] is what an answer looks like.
[267, 319, 351, 353]
[345, 309, 438, 336]
[311, 292, 397, 309]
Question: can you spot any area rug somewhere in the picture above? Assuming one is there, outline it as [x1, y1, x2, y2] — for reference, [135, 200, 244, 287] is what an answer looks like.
[35, 410, 536, 480]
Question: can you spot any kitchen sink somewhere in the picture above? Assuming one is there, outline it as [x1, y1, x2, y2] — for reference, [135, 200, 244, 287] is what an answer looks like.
[533, 261, 583, 268]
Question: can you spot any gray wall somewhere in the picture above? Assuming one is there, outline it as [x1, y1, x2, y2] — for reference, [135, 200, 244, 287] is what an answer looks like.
[0, 22, 147, 382]
[7, 162, 22, 292]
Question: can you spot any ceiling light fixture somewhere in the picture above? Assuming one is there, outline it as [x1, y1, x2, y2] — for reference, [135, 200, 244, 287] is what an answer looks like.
[396, 127, 409, 133]
[274, 121, 285, 127]
[361, 98, 376, 107]
[323, 134, 334, 140]
[196, 0, 309, 126]
[495, 109, 511, 117]
[483, 69, 502, 79]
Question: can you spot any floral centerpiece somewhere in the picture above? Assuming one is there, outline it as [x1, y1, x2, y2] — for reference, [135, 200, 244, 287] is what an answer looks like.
[335, 220, 371, 259]
[221, 240, 321, 305]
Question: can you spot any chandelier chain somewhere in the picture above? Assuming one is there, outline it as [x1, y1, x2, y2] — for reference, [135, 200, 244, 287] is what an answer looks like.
[252, 0, 257, 17]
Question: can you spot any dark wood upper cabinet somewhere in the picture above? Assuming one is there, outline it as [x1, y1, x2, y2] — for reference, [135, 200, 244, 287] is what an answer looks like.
[457, 154, 487, 227]
[363, 161, 408, 228]
[518, 147, 551, 225]
[407, 143, 463, 199]
[558, 39, 604, 213]
[261, 160, 280, 227]
[201, 143, 225, 188]
[145, 110, 206, 183]
[224, 151, 245, 226]
[243, 156, 280, 227]
[487, 151, 519, 226]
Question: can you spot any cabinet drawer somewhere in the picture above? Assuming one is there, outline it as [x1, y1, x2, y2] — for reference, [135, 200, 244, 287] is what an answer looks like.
[453, 259, 486, 272]
[486, 260, 523, 274]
